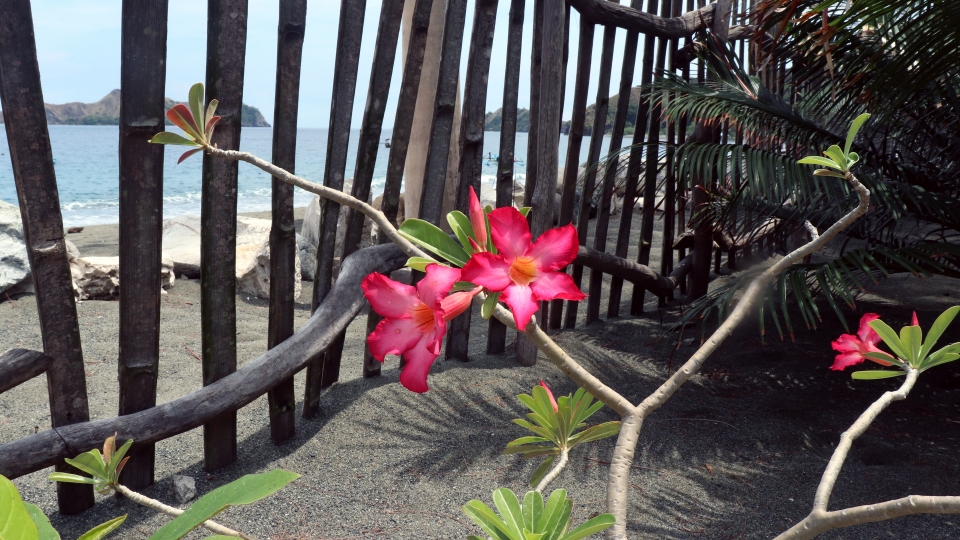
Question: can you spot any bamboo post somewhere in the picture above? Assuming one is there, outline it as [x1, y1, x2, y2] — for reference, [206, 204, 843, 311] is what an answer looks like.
[200, 0, 249, 471]
[0, 0, 94, 513]
[117, 0, 169, 488]
[549, 17, 594, 330]
[487, 0, 525, 353]
[303, 0, 367, 417]
[446, 0, 500, 362]
[266, 0, 307, 445]
[659, 0, 683, 287]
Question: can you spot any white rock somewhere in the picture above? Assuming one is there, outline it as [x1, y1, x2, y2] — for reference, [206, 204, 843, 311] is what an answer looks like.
[301, 178, 376, 271]
[0, 199, 30, 294]
[172, 475, 196, 504]
[70, 256, 175, 301]
[161, 214, 300, 300]
[64, 239, 80, 262]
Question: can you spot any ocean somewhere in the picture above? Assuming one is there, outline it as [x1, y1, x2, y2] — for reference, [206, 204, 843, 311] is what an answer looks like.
[0, 125, 616, 227]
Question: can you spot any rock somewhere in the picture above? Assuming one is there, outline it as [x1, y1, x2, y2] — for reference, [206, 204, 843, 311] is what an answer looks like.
[161, 214, 301, 300]
[370, 190, 406, 226]
[172, 475, 196, 504]
[70, 256, 175, 301]
[64, 239, 80, 262]
[301, 179, 375, 271]
[67, 226, 84, 234]
[297, 234, 317, 281]
[0, 199, 30, 295]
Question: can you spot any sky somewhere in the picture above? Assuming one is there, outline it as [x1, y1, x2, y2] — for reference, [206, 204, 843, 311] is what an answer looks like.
[29, 0, 648, 129]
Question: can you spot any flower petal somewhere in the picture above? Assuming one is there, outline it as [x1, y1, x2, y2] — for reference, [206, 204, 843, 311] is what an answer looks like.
[441, 287, 481, 321]
[831, 333, 861, 354]
[362, 272, 419, 319]
[530, 270, 587, 302]
[527, 224, 581, 272]
[830, 351, 866, 371]
[488, 206, 531, 261]
[399, 336, 441, 393]
[462, 252, 512, 292]
[501, 283, 539, 330]
[417, 264, 461, 311]
[856, 313, 882, 345]
[469, 186, 487, 250]
[367, 317, 423, 360]
[911, 311, 919, 326]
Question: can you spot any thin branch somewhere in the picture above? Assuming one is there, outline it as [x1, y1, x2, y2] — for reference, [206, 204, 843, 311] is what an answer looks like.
[114, 483, 257, 539]
[535, 449, 569, 493]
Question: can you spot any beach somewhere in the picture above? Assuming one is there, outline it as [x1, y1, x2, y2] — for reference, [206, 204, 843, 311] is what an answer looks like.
[2, 213, 960, 539]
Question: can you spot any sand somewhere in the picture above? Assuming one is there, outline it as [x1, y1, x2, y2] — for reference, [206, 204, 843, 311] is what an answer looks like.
[2, 209, 960, 539]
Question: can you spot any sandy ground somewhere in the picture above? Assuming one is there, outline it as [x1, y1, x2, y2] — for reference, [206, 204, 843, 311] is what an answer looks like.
[2, 208, 960, 539]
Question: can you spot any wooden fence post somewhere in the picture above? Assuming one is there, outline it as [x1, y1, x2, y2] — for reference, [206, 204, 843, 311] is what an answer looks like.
[0, 0, 94, 513]
[303, 0, 366, 418]
[117, 0, 169, 489]
[201, 0, 249, 471]
[267, 0, 307, 445]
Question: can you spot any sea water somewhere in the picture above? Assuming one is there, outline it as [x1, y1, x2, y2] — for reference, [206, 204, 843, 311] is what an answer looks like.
[0, 125, 615, 227]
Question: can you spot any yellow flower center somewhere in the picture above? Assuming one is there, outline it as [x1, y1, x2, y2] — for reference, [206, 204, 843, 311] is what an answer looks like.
[509, 256, 538, 286]
[411, 303, 435, 332]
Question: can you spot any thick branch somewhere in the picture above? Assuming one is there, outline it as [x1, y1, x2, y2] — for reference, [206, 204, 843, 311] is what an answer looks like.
[575, 246, 691, 297]
[569, 0, 715, 39]
[0, 348, 53, 394]
[114, 484, 254, 539]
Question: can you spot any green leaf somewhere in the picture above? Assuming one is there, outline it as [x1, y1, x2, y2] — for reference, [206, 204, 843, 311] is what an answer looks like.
[920, 343, 960, 371]
[560, 514, 616, 540]
[919, 306, 960, 361]
[108, 439, 133, 478]
[529, 456, 556, 489]
[812, 169, 846, 178]
[78, 515, 126, 540]
[65, 450, 108, 481]
[23, 503, 57, 540]
[844, 113, 871, 156]
[797, 156, 842, 170]
[0, 474, 39, 540]
[899, 325, 922, 364]
[451, 281, 479, 292]
[851, 370, 906, 380]
[397, 219, 470, 266]
[921, 353, 960, 371]
[862, 352, 902, 366]
[462, 500, 515, 540]
[868, 319, 909, 360]
[204, 99, 219, 129]
[188, 83, 205, 142]
[522, 490, 543, 532]
[492, 488, 525, 536]
[519, 207, 532, 217]
[405, 256, 440, 272]
[823, 145, 848, 171]
[568, 421, 621, 448]
[48, 473, 98, 485]
[507, 436, 551, 447]
[482, 292, 501, 319]
[447, 211, 476, 252]
[846, 151, 859, 166]
[149, 131, 201, 147]
[148, 470, 299, 540]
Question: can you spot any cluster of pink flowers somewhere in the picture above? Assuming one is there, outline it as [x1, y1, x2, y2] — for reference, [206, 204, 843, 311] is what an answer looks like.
[361, 188, 585, 393]
[830, 312, 917, 370]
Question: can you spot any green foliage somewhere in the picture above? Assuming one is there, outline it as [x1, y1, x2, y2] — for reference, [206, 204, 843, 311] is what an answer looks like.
[150, 83, 221, 163]
[463, 488, 615, 540]
[149, 470, 299, 540]
[77, 516, 127, 540]
[857, 306, 960, 378]
[398, 219, 470, 267]
[23, 504, 58, 540]
[1, 474, 127, 540]
[505, 384, 620, 488]
[50, 434, 131, 494]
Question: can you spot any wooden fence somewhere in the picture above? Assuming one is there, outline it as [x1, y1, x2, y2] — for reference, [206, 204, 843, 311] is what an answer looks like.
[0, 0, 763, 515]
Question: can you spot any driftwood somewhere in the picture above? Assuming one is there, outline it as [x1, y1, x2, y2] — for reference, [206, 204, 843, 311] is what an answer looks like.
[574, 246, 692, 298]
[0, 348, 53, 394]
[568, 0, 714, 38]
[0, 243, 407, 480]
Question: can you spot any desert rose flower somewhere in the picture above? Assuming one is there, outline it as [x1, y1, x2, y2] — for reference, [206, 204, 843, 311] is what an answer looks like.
[362, 264, 478, 393]
[830, 313, 897, 371]
[462, 206, 585, 329]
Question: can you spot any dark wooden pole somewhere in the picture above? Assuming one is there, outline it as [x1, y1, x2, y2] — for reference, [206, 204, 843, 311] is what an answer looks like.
[548, 17, 594, 330]
[0, 0, 94, 513]
[487, 0, 524, 353]
[266, 0, 306, 445]
[303, 0, 366, 417]
[564, 20, 615, 329]
[362, 0, 433, 377]
[417, 0, 469, 224]
[446, 0, 499, 362]
[659, 0, 683, 288]
[0, 349, 53, 394]
[117, 0, 169, 489]
[201, 0, 249, 471]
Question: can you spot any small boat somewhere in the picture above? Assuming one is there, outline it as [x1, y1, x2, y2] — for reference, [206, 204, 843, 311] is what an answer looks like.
[383, 138, 391, 148]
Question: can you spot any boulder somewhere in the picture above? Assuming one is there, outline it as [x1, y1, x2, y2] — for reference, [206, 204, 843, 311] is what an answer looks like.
[70, 256, 175, 301]
[0, 199, 30, 294]
[301, 178, 375, 266]
[161, 214, 301, 300]
[297, 234, 317, 281]
[171, 475, 196, 504]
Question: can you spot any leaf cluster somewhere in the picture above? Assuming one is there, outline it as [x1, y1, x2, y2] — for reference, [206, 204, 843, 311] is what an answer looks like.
[854, 306, 960, 379]
[462, 488, 614, 540]
[149, 82, 221, 163]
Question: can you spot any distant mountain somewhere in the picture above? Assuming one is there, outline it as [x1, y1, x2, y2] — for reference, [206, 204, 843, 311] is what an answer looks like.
[0, 89, 270, 127]
[484, 108, 531, 132]
[562, 86, 644, 137]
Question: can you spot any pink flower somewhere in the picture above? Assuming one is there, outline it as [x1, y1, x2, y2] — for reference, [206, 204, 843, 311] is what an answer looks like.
[461, 207, 586, 329]
[362, 264, 478, 393]
[830, 313, 897, 371]
[468, 186, 488, 253]
[539, 380, 559, 412]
